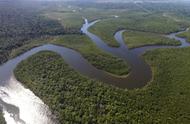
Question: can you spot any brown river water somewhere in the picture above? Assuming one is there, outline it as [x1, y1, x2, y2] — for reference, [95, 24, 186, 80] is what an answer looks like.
[0, 19, 189, 124]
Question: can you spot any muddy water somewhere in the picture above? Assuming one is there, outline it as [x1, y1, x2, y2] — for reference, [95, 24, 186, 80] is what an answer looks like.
[0, 19, 189, 124]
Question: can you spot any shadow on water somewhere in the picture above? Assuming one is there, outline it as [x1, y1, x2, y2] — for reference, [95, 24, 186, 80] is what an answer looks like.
[81, 19, 190, 89]
[0, 18, 189, 124]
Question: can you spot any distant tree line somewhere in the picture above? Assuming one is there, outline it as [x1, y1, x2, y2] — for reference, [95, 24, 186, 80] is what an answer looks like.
[0, 0, 81, 65]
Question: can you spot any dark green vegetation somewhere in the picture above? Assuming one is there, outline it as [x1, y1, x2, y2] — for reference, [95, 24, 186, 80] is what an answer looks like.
[10, 35, 129, 76]
[0, 109, 5, 124]
[0, 0, 130, 76]
[177, 29, 190, 42]
[2, 0, 190, 123]
[15, 47, 190, 123]
[88, 2, 190, 47]
[123, 31, 180, 49]
[0, 0, 80, 65]
[45, 1, 190, 47]
[89, 13, 190, 47]
[53, 35, 129, 76]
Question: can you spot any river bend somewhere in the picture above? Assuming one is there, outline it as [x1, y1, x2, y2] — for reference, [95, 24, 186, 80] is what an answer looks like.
[0, 19, 189, 124]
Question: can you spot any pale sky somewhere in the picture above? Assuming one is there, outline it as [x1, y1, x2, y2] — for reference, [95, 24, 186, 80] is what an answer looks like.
[20, 0, 190, 3]
[31, 0, 190, 1]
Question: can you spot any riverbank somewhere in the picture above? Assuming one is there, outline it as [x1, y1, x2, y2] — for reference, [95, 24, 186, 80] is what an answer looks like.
[123, 30, 181, 49]
[9, 35, 129, 76]
[15, 47, 190, 123]
[89, 13, 190, 47]
[0, 18, 188, 123]
[177, 29, 190, 42]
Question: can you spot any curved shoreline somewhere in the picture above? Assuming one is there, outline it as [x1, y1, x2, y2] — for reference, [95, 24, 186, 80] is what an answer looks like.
[0, 18, 189, 124]
[81, 19, 190, 89]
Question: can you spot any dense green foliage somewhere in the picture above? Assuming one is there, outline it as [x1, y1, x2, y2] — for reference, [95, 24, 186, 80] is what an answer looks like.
[89, 12, 190, 47]
[177, 30, 190, 42]
[0, 0, 80, 65]
[53, 35, 129, 76]
[2, 1, 190, 123]
[15, 48, 190, 123]
[0, 109, 5, 124]
[45, 1, 190, 47]
[10, 35, 129, 76]
[0, 0, 132, 76]
[84, 2, 190, 47]
[123, 30, 180, 49]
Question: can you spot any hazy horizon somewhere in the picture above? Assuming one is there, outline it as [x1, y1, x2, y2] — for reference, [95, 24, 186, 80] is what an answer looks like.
[14, 0, 190, 2]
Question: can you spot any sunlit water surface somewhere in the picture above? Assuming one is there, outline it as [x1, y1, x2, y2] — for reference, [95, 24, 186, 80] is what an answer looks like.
[0, 18, 189, 124]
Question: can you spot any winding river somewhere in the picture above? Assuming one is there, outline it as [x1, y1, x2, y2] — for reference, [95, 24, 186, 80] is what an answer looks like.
[0, 19, 189, 124]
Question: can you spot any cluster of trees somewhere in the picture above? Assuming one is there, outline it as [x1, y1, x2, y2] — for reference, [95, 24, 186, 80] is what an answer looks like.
[177, 30, 190, 42]
[53, 35, 129, 76]
[123, 30, 181, 49]
[15, 50, 190, 123]
[84, 53, 129, 76]
[14, 52, 134, 123]
[90, 11, 190, 47]
[0, 0, 81, 65]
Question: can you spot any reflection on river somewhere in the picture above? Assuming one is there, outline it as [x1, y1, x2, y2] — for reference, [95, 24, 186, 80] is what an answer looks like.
[0, 19, 189, 124]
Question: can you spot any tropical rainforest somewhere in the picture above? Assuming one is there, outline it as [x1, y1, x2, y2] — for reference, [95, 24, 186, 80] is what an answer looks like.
[0, 0, 190, 123]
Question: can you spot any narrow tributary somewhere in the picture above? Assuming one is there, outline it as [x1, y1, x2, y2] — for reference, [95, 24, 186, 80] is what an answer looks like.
[0, 19, 189, 124]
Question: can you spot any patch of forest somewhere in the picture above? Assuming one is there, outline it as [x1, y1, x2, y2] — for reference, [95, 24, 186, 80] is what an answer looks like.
[53, 35, 130, 76]
[0, 0, 80, 65]
[15, 48, 190, 123]
[123, 30, 181, 49]
[89, 12, 190, 47]
[9, 34, 129, 76]
[177, 30, 190, 42]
